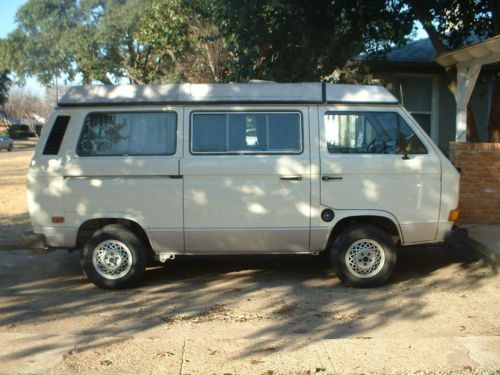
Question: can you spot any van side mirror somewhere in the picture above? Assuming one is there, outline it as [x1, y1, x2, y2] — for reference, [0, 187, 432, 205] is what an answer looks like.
[401, 148, 410, 160]
[399, 134, 410, 160]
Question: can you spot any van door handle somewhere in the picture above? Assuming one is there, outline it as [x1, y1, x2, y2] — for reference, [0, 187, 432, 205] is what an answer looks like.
[280, 175, 302, 181]
[322, 176, 343, 181]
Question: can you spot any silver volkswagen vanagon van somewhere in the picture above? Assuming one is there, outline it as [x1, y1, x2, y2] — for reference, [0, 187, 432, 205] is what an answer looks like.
[27, 83, 461, 289]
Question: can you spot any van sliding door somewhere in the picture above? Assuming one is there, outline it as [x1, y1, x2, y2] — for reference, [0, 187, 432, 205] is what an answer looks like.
[182, 107, 312, 253]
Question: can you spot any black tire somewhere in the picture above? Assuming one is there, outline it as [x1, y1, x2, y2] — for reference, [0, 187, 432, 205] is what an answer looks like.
[330, 224, 397, 288]
[81, 224, 146, 289]
[7, 145, 12, 152]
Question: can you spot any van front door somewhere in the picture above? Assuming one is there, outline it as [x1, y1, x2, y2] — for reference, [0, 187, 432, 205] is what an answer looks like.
[319, 108, 441, 243]
[182, 108, 311, 252]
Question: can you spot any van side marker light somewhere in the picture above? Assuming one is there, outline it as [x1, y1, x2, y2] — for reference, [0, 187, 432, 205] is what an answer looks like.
[449, 209, 460, 222]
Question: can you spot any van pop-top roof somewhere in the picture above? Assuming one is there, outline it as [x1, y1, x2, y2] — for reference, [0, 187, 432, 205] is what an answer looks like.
[58, 82, 399, 107]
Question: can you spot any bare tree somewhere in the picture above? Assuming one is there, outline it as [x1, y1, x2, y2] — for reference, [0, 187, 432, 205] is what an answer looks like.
[3, 87, 53, 138]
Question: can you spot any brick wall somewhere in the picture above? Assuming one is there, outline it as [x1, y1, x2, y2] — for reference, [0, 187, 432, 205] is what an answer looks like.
[449, 142, 500, 224]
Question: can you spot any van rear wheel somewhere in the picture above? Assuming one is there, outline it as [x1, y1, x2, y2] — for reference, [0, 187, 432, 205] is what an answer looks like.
[81, 224, 146, 289]
[330, 224, 396, 288]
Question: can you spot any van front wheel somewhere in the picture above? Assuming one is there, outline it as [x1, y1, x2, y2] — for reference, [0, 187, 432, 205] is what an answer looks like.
[81, 225, 146, 289]
[330, 224, 396, 288]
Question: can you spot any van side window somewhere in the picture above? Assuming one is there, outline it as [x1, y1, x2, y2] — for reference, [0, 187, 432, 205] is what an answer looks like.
[191, 112, 302, 154]
[324, 112, 427, 155]
[77, 112, 176, 156]
[43, 116, 71, 155]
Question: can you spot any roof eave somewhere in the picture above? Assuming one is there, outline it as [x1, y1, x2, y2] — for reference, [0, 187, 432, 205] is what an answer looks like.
[434, 35, 500, 67]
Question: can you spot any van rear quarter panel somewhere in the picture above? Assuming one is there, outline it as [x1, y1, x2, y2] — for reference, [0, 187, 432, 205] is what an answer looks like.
[27, 111, 76, 246]
[28, 111, 75, 228]
[29, 107, 185, 252]
[63, 107, 184, 252]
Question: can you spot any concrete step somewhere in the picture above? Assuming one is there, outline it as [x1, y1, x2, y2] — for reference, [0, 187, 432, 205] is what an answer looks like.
[463, 224, 500, 271]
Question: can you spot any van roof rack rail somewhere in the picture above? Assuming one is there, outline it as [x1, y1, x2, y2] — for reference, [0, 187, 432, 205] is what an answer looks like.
[58, 82, 399, 107]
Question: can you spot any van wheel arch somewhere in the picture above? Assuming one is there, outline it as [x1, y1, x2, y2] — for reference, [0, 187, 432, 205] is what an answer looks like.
[76, 218, 155, 264]
[325, 215, 401, 253]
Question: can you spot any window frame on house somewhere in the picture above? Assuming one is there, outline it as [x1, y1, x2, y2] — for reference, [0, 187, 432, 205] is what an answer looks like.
[396, 73, 439, 145]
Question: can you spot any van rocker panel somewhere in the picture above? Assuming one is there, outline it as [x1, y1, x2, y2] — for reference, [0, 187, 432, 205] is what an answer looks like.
[184, 228, 310, 253]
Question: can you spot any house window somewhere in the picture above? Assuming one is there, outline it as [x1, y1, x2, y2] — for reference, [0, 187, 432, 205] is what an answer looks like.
[397, 76, 437, 141]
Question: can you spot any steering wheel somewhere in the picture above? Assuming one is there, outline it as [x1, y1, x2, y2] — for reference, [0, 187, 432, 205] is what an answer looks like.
[364, 138, 377, 153]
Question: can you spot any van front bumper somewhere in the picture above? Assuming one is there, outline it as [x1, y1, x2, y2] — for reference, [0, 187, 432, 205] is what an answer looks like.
[444, 225, 469, 246]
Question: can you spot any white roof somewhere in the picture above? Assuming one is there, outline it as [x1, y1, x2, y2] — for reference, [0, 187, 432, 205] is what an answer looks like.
[434, 35, 500, 67]
[58, 83, 398, 106]
[324, 84, 398, 103]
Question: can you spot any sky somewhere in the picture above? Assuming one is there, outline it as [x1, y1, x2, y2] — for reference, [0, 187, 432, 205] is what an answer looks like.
[0, 0, 43, 93]
[1, 0, 429, 93]
[0, 0, 25, 38]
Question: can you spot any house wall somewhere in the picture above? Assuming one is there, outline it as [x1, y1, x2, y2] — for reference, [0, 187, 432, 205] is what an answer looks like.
[372, 66, 496, 155]
[449, 142, 500, 224]
[470, 77, 495, 142]
[438, 72, 495, 152]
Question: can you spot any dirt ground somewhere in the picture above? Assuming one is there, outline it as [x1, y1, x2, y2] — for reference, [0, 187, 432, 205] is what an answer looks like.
[0, 143, 499, 374]
[1, 246, 499, 374]
[0, 140, 36, 247]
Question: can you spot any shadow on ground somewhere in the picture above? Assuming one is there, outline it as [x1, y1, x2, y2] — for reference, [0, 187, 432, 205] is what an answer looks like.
[0, 140, 37, 153]
[0, 212, 31, 248]
[0, 243, 494, 361]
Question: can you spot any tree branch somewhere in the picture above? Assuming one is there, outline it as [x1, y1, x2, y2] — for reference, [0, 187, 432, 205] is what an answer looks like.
[406, 0, 448, 54]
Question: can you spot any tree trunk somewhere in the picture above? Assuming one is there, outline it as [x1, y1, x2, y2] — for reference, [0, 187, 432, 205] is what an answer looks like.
[488, 75, 500, 142]
[406, 0, 448, 54]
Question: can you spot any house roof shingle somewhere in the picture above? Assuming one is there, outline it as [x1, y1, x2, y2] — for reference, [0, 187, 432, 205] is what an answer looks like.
[385, 38, 437, 63]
